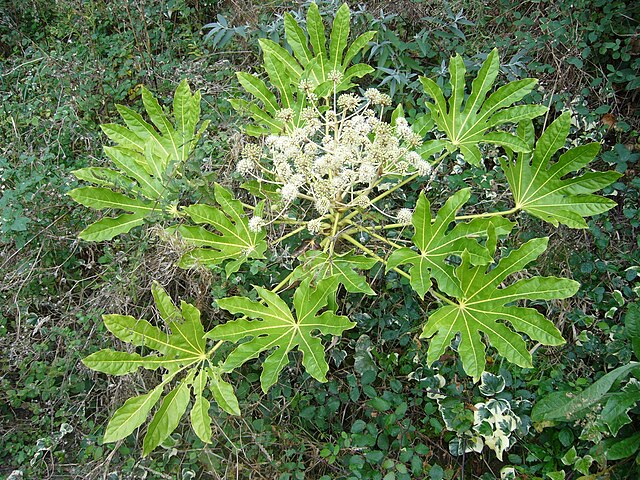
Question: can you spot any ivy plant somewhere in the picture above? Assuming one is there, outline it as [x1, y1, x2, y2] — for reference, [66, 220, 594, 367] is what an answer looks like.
[72, 3, 621, 457]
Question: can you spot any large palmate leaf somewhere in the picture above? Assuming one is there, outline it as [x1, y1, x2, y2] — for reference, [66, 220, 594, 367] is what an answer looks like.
[387, 189, 515, 298]
[291, 250, 378, 295]
[69, 80, 208, 240]
[209, 277, 356, 392]
[422, 237, 579, 380]
[501, 113, 622, 228]
[419, 49, 547, 166]
[234, 3, 375, 135]
[177, 183, 268, 276]
[82, 283, 239, 453]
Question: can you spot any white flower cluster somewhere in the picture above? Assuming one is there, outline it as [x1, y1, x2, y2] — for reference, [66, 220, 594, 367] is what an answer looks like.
[237, 88, 432, 223]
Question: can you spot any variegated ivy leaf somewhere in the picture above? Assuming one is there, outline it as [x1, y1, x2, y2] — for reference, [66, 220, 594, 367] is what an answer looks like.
[422, 237, 578, 380]
[177, 183, 268, 277]
[387, 188, 515, 298]
[419, 48, 547, 166]
[209, 276, 356, 392]
[291, 250, 378, 295]
[501, 113, 622, 228]
[69, 80, 208, 241]
[82, 282, 240, 453]
[233, 3, 375, 135]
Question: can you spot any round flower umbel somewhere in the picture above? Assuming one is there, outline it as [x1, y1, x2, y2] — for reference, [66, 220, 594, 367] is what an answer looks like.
[237, 88, 432, 235]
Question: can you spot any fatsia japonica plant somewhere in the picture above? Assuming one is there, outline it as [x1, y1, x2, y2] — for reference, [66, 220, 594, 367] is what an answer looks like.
[70, 3, 621, 456]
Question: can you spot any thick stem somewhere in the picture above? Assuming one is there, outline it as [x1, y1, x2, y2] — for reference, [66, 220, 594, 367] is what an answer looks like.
[343, 219, 405, 250]
[206, 340, 225, 358]
[341, 173, 420, 225]
[453, 206, 519, 221]
[271, 269, 297, 294]
[342, 233, 411, 281]
[328, 210, 342, 256]
[429, 288, 457, 306]
[272, 225, 308, 246]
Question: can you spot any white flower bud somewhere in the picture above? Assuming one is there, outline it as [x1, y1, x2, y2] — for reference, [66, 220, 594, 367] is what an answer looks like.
[307, 218, 323, 234]
[248, 216, 265, 232]
[315, 197, 331, 215]
[235, 158, 254, 176]
[397, 208, 413, 225]
[416, 160, 433, 176]
[280, 183, 299, 203]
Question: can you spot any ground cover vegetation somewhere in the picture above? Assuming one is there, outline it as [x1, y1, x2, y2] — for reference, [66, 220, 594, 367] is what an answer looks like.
[1, 0, 639, 479]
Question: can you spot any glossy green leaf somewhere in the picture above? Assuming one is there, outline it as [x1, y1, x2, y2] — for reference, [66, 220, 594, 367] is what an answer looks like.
[236, 3, 374, 132]
[189, 369, 212, 443]
[329, 4, 350, 72]
[76, 213, 146, 241]
[84, 285, 241, 453]
[420, 49, 546, 166]
[502, 112, 622, 228]
[72, 167, 142, 194]
[210, 277, 355, 392]
[209, 367, 241, 416]
[342, 30, 376, 67]
[143, 379, 191, 455]
[236, 72, 280, 115]
[387, 189, 515, 298]
[284, 13, 312, 65]
[307, 2, 327, 58]
[292, 250, 378, 295]
[259, 38, 303, 82]
[177, 184, 267, 275]
[71, 81, 206, 241]
[422, 237, 577, 379]
[103, 386, 163, 443]
[68, 187, 155, 213]
[82, 350, 163, 375]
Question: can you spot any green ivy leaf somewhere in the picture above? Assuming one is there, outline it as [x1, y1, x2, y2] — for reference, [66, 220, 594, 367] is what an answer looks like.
[177, 184, 267, 276]
[292, 250, 378, 295]
[501, 113, 622, 228]
[387, 189, 515, 298]
[210, 277, 356, 392]
[420, 49, 546, 166]
[422, 237, 577, 380]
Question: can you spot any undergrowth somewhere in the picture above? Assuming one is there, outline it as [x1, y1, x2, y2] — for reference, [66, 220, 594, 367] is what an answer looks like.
[1, 1, 638, 479]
